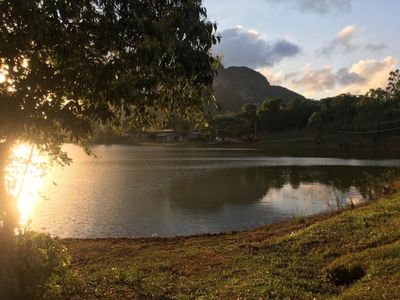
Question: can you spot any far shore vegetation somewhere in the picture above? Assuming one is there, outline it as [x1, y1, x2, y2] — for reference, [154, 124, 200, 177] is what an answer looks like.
[89, 70, 400, 150]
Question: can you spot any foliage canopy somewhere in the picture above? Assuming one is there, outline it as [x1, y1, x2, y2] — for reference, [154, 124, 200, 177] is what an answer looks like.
[0, 0, 218, 161]
[0, 1, 218, 297]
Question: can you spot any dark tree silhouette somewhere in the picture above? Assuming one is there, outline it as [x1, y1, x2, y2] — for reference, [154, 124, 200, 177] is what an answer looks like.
[0, 0, 218, 296]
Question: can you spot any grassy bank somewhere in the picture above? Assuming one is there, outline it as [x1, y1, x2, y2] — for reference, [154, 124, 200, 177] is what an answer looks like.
[63, 193, 400, 299]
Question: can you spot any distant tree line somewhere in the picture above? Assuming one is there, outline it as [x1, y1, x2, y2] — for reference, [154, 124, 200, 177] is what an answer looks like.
[209, 70, 400, 141]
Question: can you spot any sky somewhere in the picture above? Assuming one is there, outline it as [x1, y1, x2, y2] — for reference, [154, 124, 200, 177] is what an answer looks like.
[203, 0, 400, 99]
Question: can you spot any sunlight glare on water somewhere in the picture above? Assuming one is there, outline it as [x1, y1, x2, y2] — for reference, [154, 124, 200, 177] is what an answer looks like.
[5, 143, 48, 225]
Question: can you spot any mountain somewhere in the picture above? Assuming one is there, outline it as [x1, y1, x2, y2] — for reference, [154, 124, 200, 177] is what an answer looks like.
[213, 66, 305, 112]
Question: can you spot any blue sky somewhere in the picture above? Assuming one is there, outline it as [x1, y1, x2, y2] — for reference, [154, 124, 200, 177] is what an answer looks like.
[203, 0, 400, 99]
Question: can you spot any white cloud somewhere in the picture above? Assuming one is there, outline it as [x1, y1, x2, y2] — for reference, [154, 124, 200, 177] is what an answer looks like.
[336, 68, 366, 86]
[258, 68, 284, 85]
[320, 25, 358, 55]
[213, 26, 301, 69]
[319, 25, 388, 56]
[283, 56, 398, 98]
[345, 56, 398, 93]
[289, 67, 338, 93]
[337, 25, 357, 42]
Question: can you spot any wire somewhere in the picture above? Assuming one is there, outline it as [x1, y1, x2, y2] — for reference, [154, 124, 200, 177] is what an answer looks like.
[321, 117, 400, 130]
[341, 126, 400, 135]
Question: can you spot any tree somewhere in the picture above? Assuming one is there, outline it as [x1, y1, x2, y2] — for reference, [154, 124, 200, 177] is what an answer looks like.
[284, 98, 319, 130]
[312, 71, 400, 140]
[307, 111, 322, 130]
[240, 103, 258, 135]
[307, 111, 322, 143]
[209, 113, 249, 138]
[387, 69, 400, 99]
[241, 103, 257, 118]
[257, 98, 284, 132]
[0, 0, 218, 296]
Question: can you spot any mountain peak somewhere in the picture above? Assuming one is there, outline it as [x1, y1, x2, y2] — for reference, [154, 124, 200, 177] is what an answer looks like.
[217, 66, 271, 87]
[213, 66, 304, 112]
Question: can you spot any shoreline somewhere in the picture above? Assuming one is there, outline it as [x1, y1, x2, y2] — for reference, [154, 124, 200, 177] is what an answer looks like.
[62, 191, 400, 299]
[82, 138, 400, 160]
[61, 204, 352, 242]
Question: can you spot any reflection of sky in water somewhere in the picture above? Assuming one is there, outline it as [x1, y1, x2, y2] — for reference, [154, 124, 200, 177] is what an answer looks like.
[261, 184, 362, 217]
[24, 145, 398, 238]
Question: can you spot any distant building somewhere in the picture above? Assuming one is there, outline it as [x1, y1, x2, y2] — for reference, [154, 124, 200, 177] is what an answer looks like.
[187, 131, 202, 141]
[152, 129, 180, 141]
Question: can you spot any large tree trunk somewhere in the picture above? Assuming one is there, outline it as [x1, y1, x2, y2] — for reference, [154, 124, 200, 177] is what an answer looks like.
[0, 139, 19, 298]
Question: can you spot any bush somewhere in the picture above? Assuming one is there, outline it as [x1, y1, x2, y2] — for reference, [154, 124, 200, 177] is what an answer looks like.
[1, 231, 75, 299]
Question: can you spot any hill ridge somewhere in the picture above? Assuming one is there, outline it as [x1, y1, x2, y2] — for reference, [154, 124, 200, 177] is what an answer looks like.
[213, 65, 304, 111]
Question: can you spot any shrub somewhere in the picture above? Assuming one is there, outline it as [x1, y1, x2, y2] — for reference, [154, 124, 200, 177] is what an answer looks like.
[1, 231, 75, 299]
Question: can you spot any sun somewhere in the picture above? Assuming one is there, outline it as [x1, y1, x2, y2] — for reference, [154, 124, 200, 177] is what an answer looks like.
[5, 143, 48, 225]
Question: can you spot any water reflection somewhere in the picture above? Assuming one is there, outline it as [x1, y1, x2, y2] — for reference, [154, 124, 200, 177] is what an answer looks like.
[5, 144, 47, 225]
[168, 166, 382, 211]
[19, 145, 400, 238]
[262, 184, 362, 216]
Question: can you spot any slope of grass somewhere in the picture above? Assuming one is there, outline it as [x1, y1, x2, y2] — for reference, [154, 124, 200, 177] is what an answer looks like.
[63, 193, 400, 299]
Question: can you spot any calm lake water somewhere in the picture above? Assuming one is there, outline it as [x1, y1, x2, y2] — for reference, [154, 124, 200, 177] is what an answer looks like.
[28, 144, 400, 238]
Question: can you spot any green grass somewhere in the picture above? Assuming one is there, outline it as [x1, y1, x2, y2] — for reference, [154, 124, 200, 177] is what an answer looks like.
[63, 193, 400, 299]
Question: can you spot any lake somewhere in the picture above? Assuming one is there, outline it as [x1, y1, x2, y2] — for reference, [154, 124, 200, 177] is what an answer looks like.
[27, 144, 400, 238]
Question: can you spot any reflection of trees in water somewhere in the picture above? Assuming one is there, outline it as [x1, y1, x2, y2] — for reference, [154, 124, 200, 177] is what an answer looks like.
[168, 166, 389, 211]
[168, 169, 267, 210]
